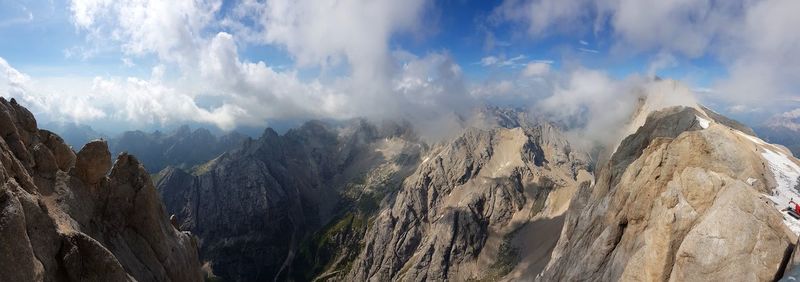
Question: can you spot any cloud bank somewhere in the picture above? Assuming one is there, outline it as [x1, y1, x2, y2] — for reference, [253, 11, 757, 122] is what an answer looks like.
[493, 0, 800, 110]
[0, 0, 797, 148]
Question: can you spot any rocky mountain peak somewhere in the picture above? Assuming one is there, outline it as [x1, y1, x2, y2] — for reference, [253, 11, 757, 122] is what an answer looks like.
[73, 140, 112, 185]
[343, 121, 591, 281]
[541, 104, 800, 281]
[0, 97, 203, 281]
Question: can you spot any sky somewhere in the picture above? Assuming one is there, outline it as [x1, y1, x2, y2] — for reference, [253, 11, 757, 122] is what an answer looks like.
[0, 0, 798, 137]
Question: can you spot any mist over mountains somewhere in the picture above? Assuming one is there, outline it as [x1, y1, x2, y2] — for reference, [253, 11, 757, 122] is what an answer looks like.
[2, 0, 800, 281]
[3, 76, 800, 282]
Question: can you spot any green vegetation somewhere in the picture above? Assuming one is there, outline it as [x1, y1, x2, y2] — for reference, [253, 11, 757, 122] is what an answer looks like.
[191, 156, 220, 176]
[290, 164, 407, 281]
[291, 212, 369, 281]
[290, 163, 410, 281]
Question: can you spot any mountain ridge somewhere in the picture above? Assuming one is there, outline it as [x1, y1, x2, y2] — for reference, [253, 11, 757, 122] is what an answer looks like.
[0, 97, 203, 281]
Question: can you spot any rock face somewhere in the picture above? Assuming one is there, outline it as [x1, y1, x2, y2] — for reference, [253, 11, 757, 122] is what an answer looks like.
[157, 119, 424, 281]
[157, 112, 591, 281]
[152, 95, 800, 281]
[74, 140, 112, 185]
[345, 123, 591, 281]
[0, 97, 202, 281]
[541, 106, 798, 281]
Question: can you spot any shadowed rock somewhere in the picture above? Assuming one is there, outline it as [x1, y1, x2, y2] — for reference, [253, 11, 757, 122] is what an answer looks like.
[0, 97, 203, 281]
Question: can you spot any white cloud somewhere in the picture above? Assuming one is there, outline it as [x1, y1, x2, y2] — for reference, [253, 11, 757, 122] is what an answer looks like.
[492, 0, 599, 36]
[90, 75, 245, 130]
[226, 0, 428, 82]
[535, 68, 638, 149]
[198, 32, 350, 122]
[70, 0, 222, 65]
[493, 0, 800, 113]
[57, 0, 473, 133]
[1, 56, 245, 129]
[577, 47, 599, 54]
[479, 54, 527, 67]
[714, 0, 800, 105]
[1, 57, 107, 123]
[646, 52, 677, 77]
[522, 61, 551, 77]
[121, 58, 135, 67]
[535, 69, 699, 150]
[767, 108, 800, 131]
[480, 56, 499, 66]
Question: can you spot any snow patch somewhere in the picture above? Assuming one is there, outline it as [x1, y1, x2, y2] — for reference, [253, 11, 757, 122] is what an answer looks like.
[761, 147, 800, 234]
[695, 115, 710, 129]
[738, 128, 800, 234]
[747, 177, 758, 185]
[735, 131, 766, 145]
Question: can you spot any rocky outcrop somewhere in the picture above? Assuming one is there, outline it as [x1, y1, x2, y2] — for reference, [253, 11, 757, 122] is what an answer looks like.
[345, 123, 591, 281]
[541, 106, 798, 281]
[74, 140, 111, 185]
[0, 97, 202, 281]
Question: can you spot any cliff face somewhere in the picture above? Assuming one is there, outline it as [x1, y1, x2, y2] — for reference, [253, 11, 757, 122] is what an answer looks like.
[156, 119, 424, 281]
[541, 106, 799, 281]
[0, 98, 202, 282]
[152, 93, 800, 282]
[156, 111, 592, 281]
[345, 123, 591, 281]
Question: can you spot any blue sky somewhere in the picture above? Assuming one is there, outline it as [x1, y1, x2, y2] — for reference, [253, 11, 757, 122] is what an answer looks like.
[0, 0, 798, 134]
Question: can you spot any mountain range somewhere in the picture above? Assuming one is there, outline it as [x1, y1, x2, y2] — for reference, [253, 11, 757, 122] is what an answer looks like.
[42, 124, 248, 174]
[3, 79, 800, 282]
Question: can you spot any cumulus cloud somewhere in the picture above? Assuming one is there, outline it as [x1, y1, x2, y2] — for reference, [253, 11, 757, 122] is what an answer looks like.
[492, 0, 800, 112]
[1, 57, 106, 123]
[0, 0, 490, 141]
[491, 0, 599, 36]
[56, 0, 472, 132]
[70, 0, 222, 65]
[1, 56, 245, 130]
[536, 68, 636, 148]
[91, 75, 246, 130]
[225, 0, 428, 82]
[715, 0, 800, 106]
[522, 61, 552, 77]
[647, 52, 677, 78]
[198, 32, 350, 122]
[535, 68, 698, 151]
[767, 108, 800, 131]
[493, 0, 739, 57]
[11, 0, 784, 147]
